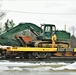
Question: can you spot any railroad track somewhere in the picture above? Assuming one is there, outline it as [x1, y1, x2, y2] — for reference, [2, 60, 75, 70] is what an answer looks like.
[0, 56, 76, 62]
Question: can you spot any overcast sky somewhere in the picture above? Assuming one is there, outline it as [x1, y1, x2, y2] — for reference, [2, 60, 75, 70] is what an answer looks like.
[0, 0, 76, 35]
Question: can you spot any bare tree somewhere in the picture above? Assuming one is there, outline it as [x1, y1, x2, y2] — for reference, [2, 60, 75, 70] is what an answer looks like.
[4, 19, 10, 31]
[4, 19, 15, 31]
[0, 3, 6, 20]
[0, 12, 6, 33]
[10, 19, 15, 28]
[0, 11, 6, 20]
[0, 3, 6, 33]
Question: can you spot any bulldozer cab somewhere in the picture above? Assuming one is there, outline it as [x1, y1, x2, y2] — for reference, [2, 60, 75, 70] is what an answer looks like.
[41, 24, 56, 39]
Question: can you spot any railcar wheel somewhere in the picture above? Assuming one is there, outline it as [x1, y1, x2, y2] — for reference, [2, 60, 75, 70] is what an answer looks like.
[23, 52, 29, 59]
[36, 52, 53, 58]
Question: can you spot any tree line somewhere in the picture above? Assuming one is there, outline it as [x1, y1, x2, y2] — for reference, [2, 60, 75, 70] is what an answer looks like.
[0, 19, 15, 34]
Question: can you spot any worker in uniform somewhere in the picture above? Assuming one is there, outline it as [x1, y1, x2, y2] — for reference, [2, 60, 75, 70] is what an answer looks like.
[52, 32, 57, 48]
